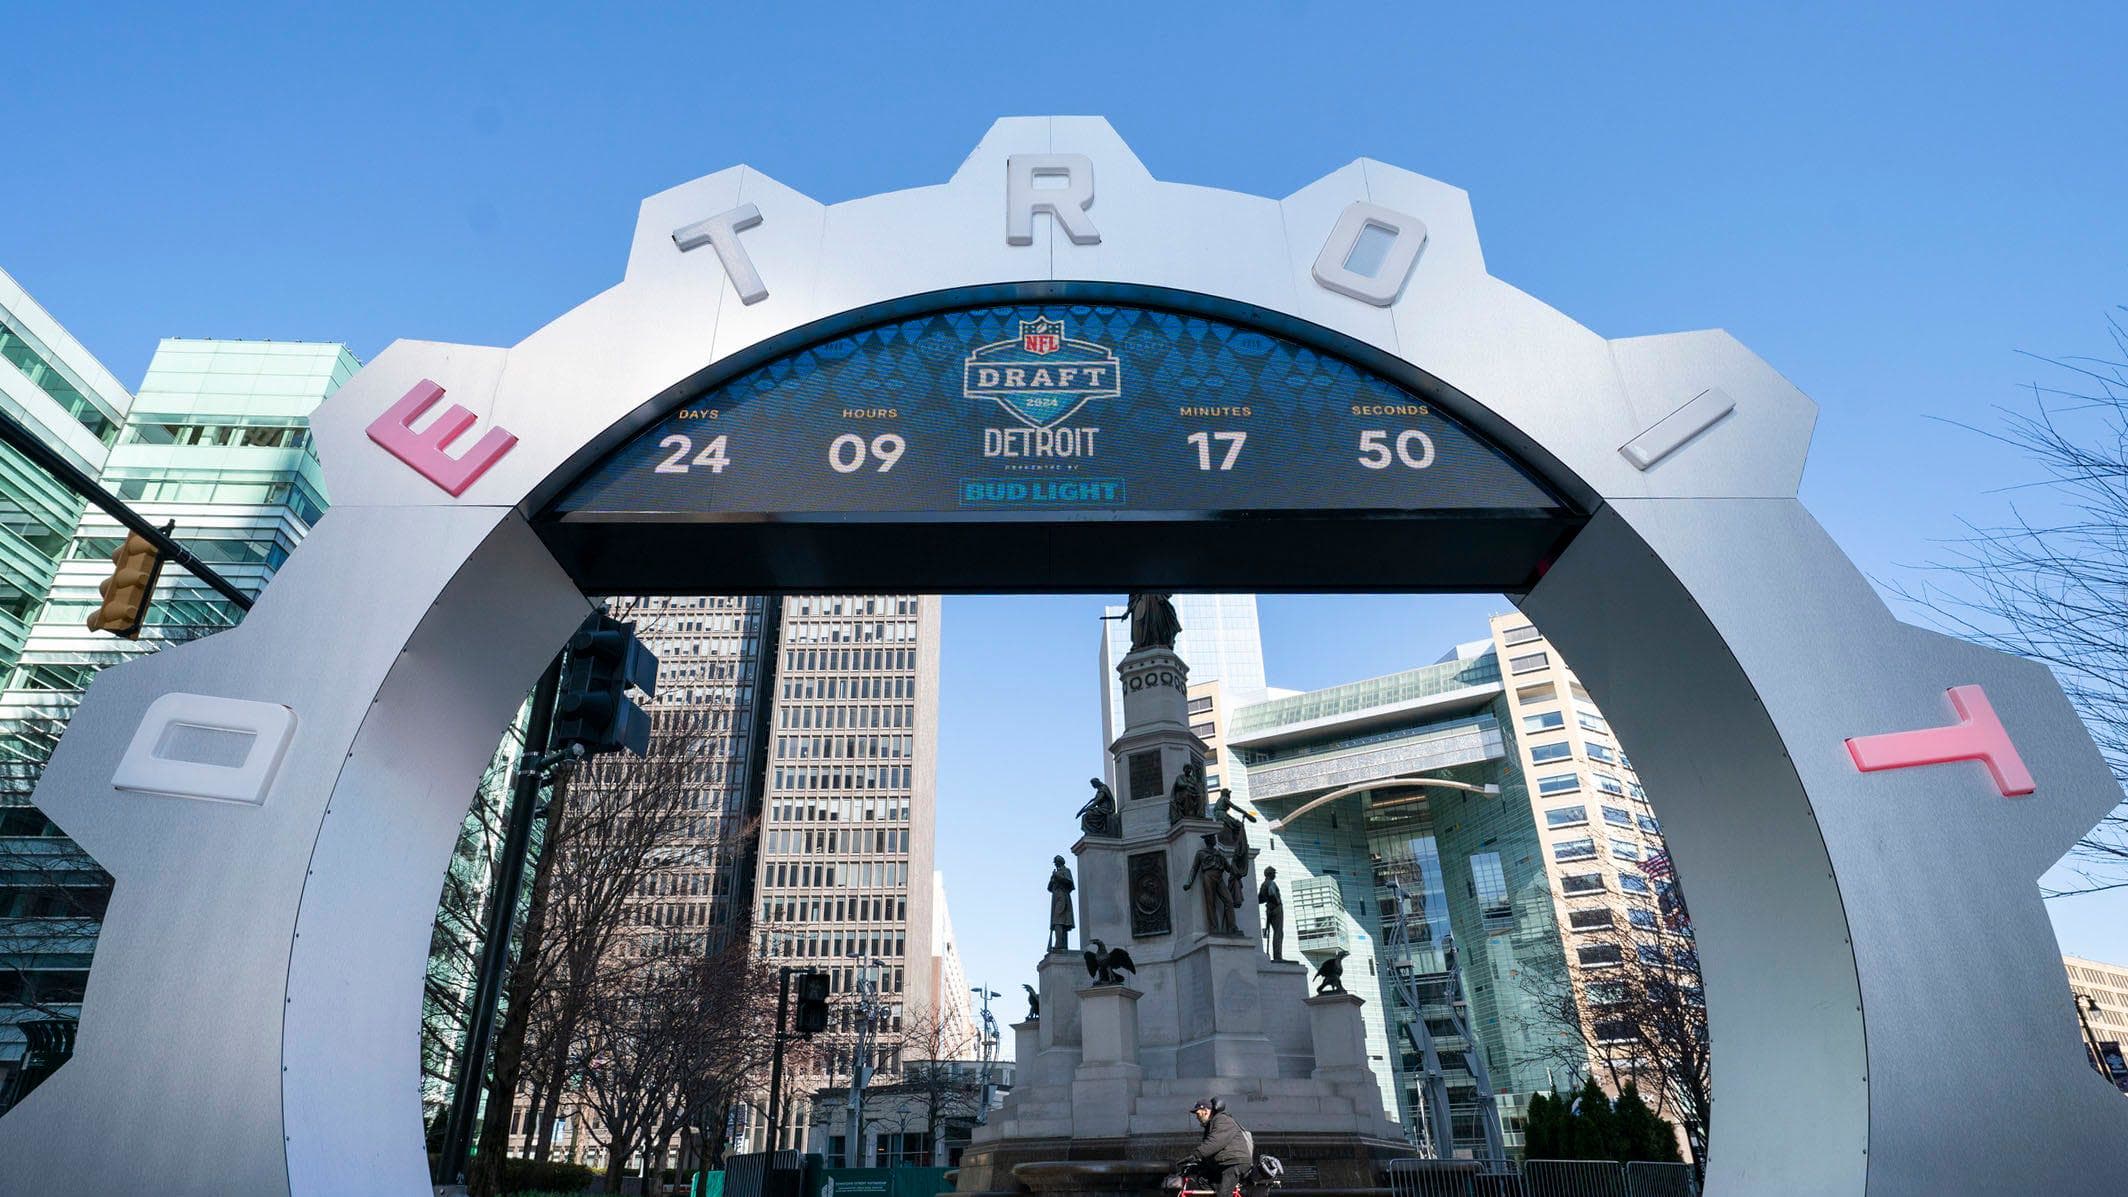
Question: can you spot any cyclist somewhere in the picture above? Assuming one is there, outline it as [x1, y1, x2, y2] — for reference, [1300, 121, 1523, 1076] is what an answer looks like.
[1177, 1098, 1253, 1197]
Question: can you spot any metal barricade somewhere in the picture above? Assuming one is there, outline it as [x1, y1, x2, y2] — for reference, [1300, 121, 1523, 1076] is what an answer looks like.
[1387, 1158, 1523, 1197]
[1623, 1162, 1698, 1197]
[723, 1150, 807, 1197]
[1522, 1160, 1624, 1197]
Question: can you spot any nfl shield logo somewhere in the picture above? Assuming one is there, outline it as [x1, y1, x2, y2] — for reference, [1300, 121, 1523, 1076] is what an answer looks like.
[1021, 319, 1064, 355]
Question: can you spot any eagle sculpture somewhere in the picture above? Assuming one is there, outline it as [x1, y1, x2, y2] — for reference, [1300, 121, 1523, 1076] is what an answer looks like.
[1084, 938, 1138, 987]
[1023, 982, 1041, 1021]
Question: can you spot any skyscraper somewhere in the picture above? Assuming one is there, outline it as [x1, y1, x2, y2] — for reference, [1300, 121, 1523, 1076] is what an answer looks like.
[754, 594, 942, 1150]
[0, 267, 134, 1111]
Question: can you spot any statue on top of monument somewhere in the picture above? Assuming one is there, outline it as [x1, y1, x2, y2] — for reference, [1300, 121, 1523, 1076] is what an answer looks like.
[1022, 983, 1040, 1022]
[1211, 788, 1258, 853]
[1259, 866, 1286, 961]
[1047, 856, 1076, 953]
[1168, 759, 1207, 824]
[1075, 777, 1119, 837]
[1182, 832, 1243, 935]
[1126, 592, 1182, 652]
[1315, 948, 1350, 995]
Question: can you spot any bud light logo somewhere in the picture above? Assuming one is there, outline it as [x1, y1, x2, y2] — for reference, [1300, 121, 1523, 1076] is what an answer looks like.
[964, 318, 1122, 430]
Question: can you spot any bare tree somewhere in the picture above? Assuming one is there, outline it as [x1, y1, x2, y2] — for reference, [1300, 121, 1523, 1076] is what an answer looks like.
[1516, 861, 1709, 1173]
[575, 937, 779, 1192]
[895, 1005, 985, 1166]
[1889, 310, 2128, 895]
[466, 734, 701, 1195]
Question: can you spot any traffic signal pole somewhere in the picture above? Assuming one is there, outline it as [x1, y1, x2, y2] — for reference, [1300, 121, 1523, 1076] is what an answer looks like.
[0, 407, 254, 611]
[441, 651, 565, 1181]
[766, 965, 793, 1153]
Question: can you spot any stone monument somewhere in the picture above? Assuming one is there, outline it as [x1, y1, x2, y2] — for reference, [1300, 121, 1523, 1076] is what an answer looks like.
[957, 598, 1405, 1195]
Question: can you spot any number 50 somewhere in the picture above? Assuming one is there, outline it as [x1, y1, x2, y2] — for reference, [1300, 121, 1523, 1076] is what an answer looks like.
[1357, 429, 1435, 470]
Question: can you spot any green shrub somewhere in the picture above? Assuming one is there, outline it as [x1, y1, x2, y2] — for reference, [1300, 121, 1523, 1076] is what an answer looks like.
[1521, 1080, 1684, 1164]
[498, 1156, 599, 1193]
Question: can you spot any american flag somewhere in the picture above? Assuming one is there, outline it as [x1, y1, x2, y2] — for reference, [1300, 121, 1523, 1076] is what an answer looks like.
[1639, 850, 1675, 880]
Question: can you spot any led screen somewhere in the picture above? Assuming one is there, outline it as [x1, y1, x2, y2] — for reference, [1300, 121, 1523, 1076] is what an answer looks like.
[553, 304, 1559, 519]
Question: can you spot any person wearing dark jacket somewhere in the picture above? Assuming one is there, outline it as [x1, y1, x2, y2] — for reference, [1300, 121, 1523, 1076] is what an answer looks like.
[1178, 1098, 1253, 1197]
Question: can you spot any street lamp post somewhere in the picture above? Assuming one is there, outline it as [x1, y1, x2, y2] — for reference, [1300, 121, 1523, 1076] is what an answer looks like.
[972, 986, 1001, 1131]
[847, 959, 886, 1167]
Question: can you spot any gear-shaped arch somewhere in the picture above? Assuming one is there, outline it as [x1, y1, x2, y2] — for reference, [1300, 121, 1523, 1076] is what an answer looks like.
[1, 118, 2120, 1197]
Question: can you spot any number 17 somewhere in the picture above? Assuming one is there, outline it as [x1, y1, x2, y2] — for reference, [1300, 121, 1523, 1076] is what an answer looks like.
[1187, 430, 1247, 471]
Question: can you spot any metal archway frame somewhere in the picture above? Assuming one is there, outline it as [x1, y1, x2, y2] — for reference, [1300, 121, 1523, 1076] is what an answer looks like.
[3, 118, 2122, 1196]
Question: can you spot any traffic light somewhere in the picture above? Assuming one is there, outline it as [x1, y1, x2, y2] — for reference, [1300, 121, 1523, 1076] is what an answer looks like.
[793, 970, 831, 1035]
[552, 613, 659, 756]
[84, 530, 166, 639]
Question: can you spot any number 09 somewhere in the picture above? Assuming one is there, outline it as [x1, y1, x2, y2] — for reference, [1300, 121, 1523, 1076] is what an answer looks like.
[829, 433, 907, 473]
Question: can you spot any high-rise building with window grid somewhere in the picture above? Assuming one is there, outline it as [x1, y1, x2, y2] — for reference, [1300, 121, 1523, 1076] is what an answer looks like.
[752, 593, 941, 1151]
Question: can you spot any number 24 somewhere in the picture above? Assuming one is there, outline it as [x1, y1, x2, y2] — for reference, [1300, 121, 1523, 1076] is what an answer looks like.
[656, 434, 730, 474]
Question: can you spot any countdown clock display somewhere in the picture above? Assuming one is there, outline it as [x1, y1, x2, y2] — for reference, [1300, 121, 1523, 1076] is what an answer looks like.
[553, 304, 1561, 520]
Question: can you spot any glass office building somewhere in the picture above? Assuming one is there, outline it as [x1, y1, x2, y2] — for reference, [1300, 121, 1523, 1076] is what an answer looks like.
[0, 268, 133, 697]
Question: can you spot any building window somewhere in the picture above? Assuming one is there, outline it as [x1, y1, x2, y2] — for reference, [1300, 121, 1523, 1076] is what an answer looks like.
[1577, 709, 1609, 733]
[1628, 907, 1659, 930]
[1611, 841, 1642, 862]
[1554, 838, 1597, 863]
[1568, 908, 1614, 931]
[1560, 872, 1605, 895]
[1617, 873, 1651, 895]
[1586, 742, 1617, 764]
[1637, 944, 1666, 966]
[1593, 1019, 1638, 1043]
[1530, 741, 1573, 764]
[1601, 806, 1633, 827]
[1190, 722, 1216, 739]
[1544, 805, 1588, 828]
[1501, 624, 1543, 647]
[1537, 773, 1580, 796]
[1204, 773, 1221, 790]
[1638, 814, 1661, 833]
[1515, 683, 1557, 705]
[1188, 696, 1214, 713]
[1522, 709, 1565, 733]
[1578, 944, 1624, 967]
[1509, 651, 1551, 675]
[1470, 852, 1511, 922]
[1595, 774, 1626, 796]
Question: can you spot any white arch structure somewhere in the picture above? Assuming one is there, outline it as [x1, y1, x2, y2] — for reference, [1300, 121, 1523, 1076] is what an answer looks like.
[1, 118, 2123, 1197]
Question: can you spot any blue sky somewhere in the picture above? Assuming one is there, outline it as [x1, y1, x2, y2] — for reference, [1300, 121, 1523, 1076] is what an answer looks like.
[5, 5, 2124, 1011]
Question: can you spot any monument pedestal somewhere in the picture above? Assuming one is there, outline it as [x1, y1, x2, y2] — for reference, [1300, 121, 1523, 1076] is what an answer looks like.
[958, 620, 1406, 1194]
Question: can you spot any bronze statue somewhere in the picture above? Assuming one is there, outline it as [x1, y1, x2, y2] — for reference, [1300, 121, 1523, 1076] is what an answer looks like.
[1168, 759, 1207, 824]
[1075, 777, 1119, 837]
[1315, 948, 1350, 995]
[1211, 788, 1257, 852]
[1126, 592, 1182, 652]
[1181, 832, 1242, 935]
[1259, 866, 1285, 961]
[1023, 982, 1040, 1022]
[1083, 938, 1138, 987]
[1047, 856, 1076, 952]
[1212, 789, 1257, 907]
